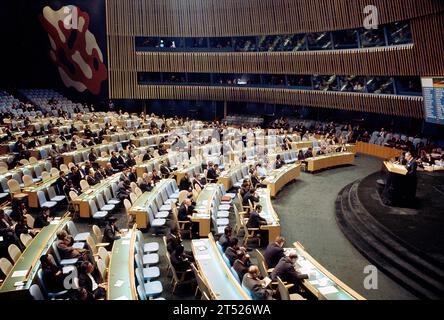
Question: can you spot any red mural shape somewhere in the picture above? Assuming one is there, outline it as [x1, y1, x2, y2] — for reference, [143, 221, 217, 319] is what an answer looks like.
[40, 5, 107, 95]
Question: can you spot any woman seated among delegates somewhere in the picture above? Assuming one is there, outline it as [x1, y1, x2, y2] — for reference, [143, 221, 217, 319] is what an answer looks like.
[56, 230, 89, 261]
[242, 265, 274, 300]
[78, 261, 107, 300]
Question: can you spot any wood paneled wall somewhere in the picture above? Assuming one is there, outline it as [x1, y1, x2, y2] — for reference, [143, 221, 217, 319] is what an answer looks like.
[106, 0, 444, 119]
[106, 0, 444, 36]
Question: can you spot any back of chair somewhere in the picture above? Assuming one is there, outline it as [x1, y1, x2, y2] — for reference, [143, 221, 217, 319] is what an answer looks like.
[98, 247, 110, 267]
[92, 225, 102, 243]
[20, 233, 33, 247]
[97, 258, 107, 280]
[8, 244, 22, 263]
[134, 187, 142, 197]
[0, 257, 13, 276]
[23, 175, 34, 187]
[50, 168, 59, 176]
[41, 171, 50, 181]
[124, 199, 132, 213]
[80, 180, 89, 192]
[191, 263, 212, 299]
[7, 179, 20, 193]
[178, 190, 188, 204]
[277, 276, 290, 300]
[29, 157, 38, 164]
[69, 191, 78, 201]
[25, 213, 35, 228]
[29, 284, 45, 300]
[129, 192, 138, 204]
[37, 191, 48, 206]
[86, 235, 97, 255]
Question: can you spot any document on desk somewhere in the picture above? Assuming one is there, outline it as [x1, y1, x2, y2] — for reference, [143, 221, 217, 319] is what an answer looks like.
[196, 254, 211, 261]
[114, 280, 124, 287]
[11, 270, 28, 278]
[318, 286, 339, 295]
[121, 240, 130, 245]
[193, 240, 205, 247]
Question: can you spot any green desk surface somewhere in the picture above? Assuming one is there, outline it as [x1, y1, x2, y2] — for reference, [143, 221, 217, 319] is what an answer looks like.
[256, 188, 279, 225]
[130, 179, 171, 211]
[0, 217, 70, 293]
[194, 184, 218, 218]
[291, 244, 364, 300]
[192, 238, 250, 300]
[23, 175, 58, 192]
[263, 164, 299, 184]
[75, 175, 120, 202]
[107, 230, 137, 300]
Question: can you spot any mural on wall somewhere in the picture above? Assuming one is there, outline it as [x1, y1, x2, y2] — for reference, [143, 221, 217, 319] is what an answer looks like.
[39, 4, 107, 95]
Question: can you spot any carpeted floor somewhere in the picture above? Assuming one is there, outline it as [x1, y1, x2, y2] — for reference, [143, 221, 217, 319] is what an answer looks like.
[358, 170, 444, 264]
[69, 154, 416, 300]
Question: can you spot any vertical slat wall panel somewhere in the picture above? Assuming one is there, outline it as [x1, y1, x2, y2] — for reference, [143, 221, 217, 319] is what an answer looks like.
[106, 0, 444, 119]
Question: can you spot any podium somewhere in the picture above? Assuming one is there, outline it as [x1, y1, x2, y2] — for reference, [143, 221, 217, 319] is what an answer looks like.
[381, 161, 414, 206]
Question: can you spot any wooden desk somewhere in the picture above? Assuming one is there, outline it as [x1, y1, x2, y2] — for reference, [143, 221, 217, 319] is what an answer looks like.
[256, 188, 280, 244]
[107, 227, 138, 300]
[291, 141, 315, 149]
[263, 164, 301, 197]
[218, 164, 247, 191]
[305, 152, 355, 172]
[0, 217, 70, 298]
[356, 141, 403, 159]
[191, 234, 250, 300]
[383, 161, 408, 175]
[128, 179, 172, 229]
[22, 175, 59, 208]
[72, 175, 121, 218]
[175, 163, 202, 184]
[135, 155, 169, 178]
[292, 242, 365, 300]
[193, 184, 218, 238]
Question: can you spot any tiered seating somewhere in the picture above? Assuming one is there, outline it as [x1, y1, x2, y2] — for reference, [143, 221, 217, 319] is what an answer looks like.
[19, 89, 88, 116]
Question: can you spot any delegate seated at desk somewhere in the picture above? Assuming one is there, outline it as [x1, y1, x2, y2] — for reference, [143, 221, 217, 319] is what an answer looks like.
[242, 266, 273, 300]
[271, 251, 308, 293]
[243, 188, 259, 207]
[264, 236, 286, 269]
[247, 205, 267, 229]
[102, 217, 120, 250]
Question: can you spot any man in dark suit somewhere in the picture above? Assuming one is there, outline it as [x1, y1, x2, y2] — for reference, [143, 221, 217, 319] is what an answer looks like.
[102, 217, 120, 250]
[86, 169, 99, 186]
[275, 155, 284, 169]
[224, 238, 241, 266]
[247, 205, 267, 229]
[271, 252, 308, 292]
[233, 250, 251, 281]
[304, 148, 314, 158]
[110, 151, 120, 171]
[405, 152, 418, 200]
[55, 171, 67, 194]
[179, 173, 192, 191]
[206, 163, 219, 182]
[160, 161, 172, 178]
[166, 228, 194, 261]
[104, 163, 115, 177]
[218, 226, 232, 252]
[243, 188, 260, 207]
[242, 266, 273, 300]
[178, 199, 192, 222]
[264, 236, 286, 269]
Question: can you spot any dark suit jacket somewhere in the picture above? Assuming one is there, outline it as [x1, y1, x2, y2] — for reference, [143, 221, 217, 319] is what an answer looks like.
[55, 177, 67, 194]
[102, 224, 120, 249]
[178, 204, 190, 221]
[243, 192, 259, 206]
[233, 259, 250, 281]
[224, 247, 238, 266]
[110, 156, 119, 169]
[166, 234, 182, 254]
[264, 243, 285, 269]
[246, 211, 267, 229]
[179, 177, 191, 191]
[78, 272, 102, 296]
[242, 274, 272, 300]
[206, 168, 218, 181]
[271, 257, 309, 284]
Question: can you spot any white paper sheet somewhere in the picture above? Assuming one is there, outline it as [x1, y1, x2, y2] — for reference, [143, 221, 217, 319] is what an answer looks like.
[318, 286, 339, 295]
[114, 280, 124, 287]
[11, 270, 28, 278]
[196, 254, 211, 260]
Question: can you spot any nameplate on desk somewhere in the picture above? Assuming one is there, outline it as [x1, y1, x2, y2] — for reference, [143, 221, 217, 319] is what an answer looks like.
[193, 241, 205, 247]
[50, 220, 60, 225]
[121, 240, 130, 245]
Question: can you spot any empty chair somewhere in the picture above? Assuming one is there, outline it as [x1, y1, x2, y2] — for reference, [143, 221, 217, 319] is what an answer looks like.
[29, 157, 38, 164]
[29, 284, 45, 300]
[50, 168, 59, 176]
[104, 188, 120, 205]
[124, 199, 135, 227]
[96, 193, 115, 212]
[135, 230, 159, 253]
[129, 192, 138, 205]
[80, 180, 90, 192]
[41, 171, 50, 181]
[135, 267, 163, 299]
[22, 175, 34, 187]
[97, 246, 110, 267]
[8, 244, 22, 263]
[20, 233, 33, 247]
[92, 225, 103, 243]
[277, 276, 305, 300]
[36, 190, 57, 209]
[134, 253, 160, 281]
[135, 243, 159, 266]
[7, 179, 21, 196]
[134, 187, 143, 197]
[88, 200, 109, 221]
[67, 220, 90, 242]
[47, 186, 65, 203]
[0, 258, 13, 277]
